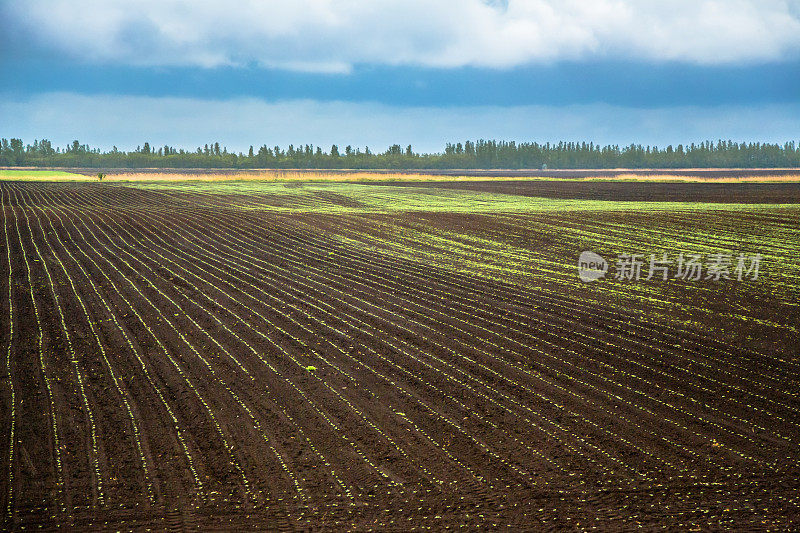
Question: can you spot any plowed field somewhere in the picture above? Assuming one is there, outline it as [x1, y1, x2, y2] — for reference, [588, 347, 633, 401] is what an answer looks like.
[1, 181, 798, 530]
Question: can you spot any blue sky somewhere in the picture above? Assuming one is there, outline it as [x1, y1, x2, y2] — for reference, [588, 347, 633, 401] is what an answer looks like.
[2, 1, 799, 153]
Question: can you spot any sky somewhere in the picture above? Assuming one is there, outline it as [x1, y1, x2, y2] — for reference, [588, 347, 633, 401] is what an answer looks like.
[1, 0, 799, 153]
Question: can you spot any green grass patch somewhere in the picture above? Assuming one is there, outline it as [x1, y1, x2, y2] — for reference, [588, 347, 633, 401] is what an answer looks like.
[0, 169, 90, 181]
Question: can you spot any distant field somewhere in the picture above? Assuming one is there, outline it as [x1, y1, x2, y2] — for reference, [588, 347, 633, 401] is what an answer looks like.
[375, 179, 800, 203]
[2, 167, 799, 183]
[1, 179, 799, 529]
[0, 170, 90, 180]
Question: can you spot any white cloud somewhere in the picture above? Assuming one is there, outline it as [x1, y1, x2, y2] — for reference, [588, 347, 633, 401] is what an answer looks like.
[2, 93, 799, 152]
[5, 1, 800, 70]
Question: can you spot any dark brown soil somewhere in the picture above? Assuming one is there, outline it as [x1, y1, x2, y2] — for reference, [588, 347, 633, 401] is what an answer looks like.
[0, 181, 798, 530]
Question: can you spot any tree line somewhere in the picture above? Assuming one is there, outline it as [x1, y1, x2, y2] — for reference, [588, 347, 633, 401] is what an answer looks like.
[1, 138, 798, 169]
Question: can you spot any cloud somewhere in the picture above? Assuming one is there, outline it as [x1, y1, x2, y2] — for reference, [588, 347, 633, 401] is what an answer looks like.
[2, 93, 799, 153]
[4, 1, 800, 71]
